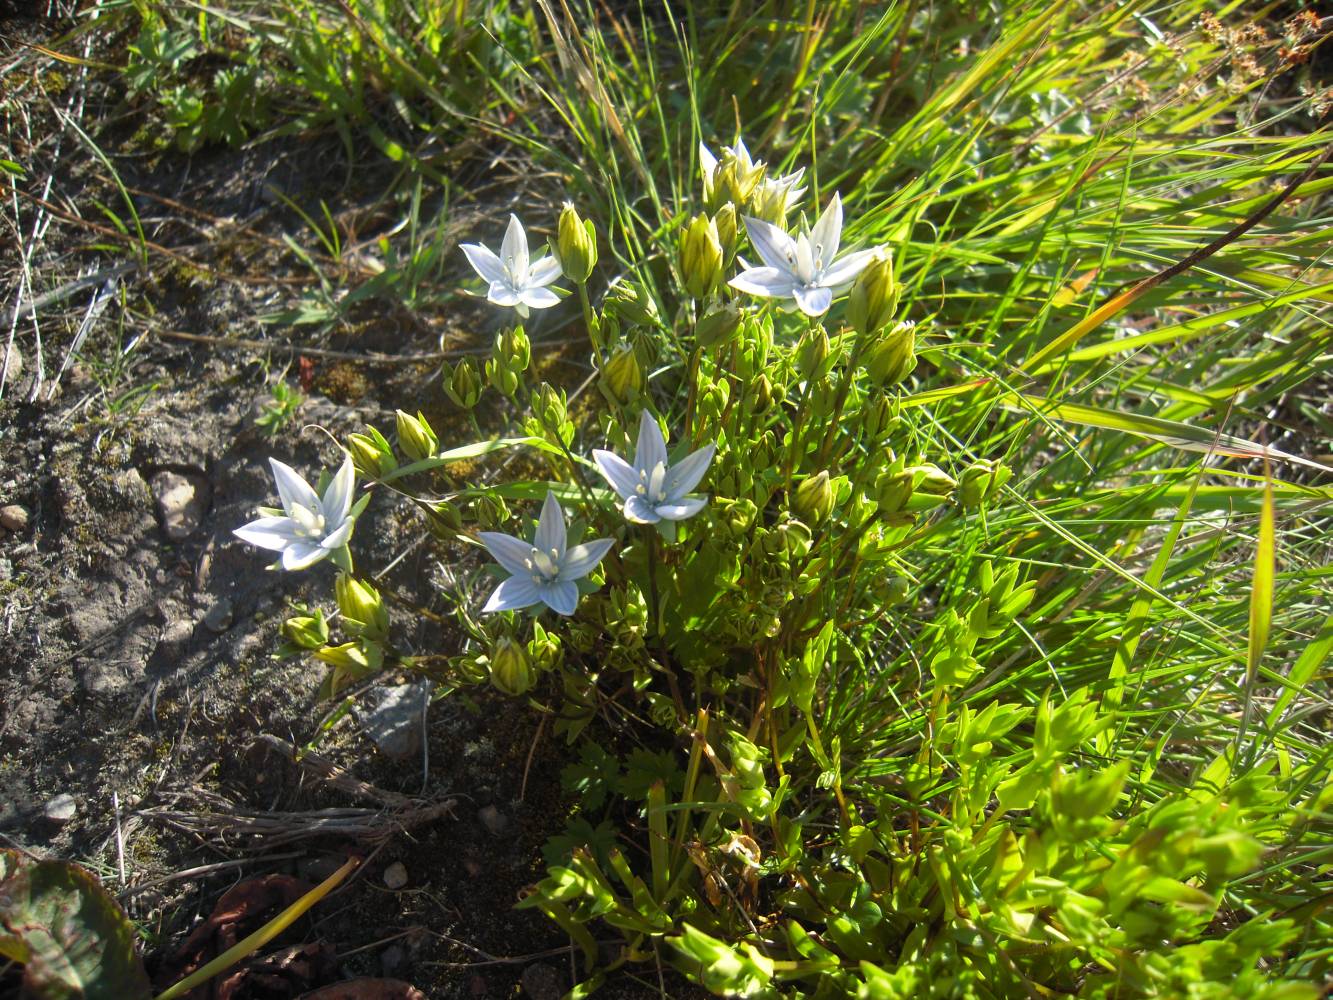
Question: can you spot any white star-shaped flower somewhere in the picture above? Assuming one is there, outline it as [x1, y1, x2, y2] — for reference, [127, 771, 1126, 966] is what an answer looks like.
[593, 410, 715, 524]
[233, 456, 359, 571]
[478, 492, 614, 616]
[729, 193, 881, 316]
[460, 214, 563, 318]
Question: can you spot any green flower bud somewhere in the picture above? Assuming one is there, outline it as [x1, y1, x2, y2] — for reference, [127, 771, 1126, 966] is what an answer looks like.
[490, 637, 536, 696]
[709, 148, 765, 211]
[795, 326, 830, 380]
[698, 378, 730, 426]
[719, 497, 758, 539]
[600, 346, 644, 406]
[695, 302, 742, 349]
[497, 325, 531, 373]
[846, 253, 898, 336]
[347, 427, 396, 479]
[528, 622, 563, 672]
[533, 382, 568, 430]
[863, 320, 917, 387]
[335, 573, 389, 642]
[395, 409, 438, 462]
[750, 173, 802, 225]
[425, 499, 462, 540]
[556, 202, 597, 283]
[607, 584, 648, 646]
[746, 374, 773, 415]
[809, 376, 838, 419]
[314, 639, 383, 673]
[282, 609, 329, 649]
[472, 493, 510, 530]
[605, 279, 660, 328]
[734, 316, 772, 379]
[453, 653, 490, 686]
[443, 358, 483, 409]
[792, 471, 835, 526]
[959, 459, 1012, 509]
[485, 356, 520, 398]
[873, 454, 915, 514]
[712, 203, 737, 258]
[679, 213, 724, 300]
[909, 463, 957, 496]
[860, 393, 898, 442]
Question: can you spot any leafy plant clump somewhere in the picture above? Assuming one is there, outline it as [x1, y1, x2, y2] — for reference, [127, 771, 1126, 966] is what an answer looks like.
[235, 133, 1330, 997]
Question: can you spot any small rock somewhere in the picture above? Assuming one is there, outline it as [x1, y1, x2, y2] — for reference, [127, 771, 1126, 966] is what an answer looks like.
[360, 683, 429, 759]
[0, 344, 21, 383]
[382, 861, 408, 890]
[521, 963, 563, 1000]
[203, 597, 233, 633]
[477, 804, 511, 838]
[0, 504, 28, 532]
[150, 469, 211, 541]
[43, 794, 78, 825]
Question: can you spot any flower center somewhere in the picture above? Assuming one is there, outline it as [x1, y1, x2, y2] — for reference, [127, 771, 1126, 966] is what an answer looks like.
[290, 504, 326, 540]
[525, 546, 560, 584]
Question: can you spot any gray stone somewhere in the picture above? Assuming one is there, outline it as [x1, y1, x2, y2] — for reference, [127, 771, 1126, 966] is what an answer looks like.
[521, 963, 563, 1000]
[150, 470, 210, 541]
[42, 793, 78, 824]
[360, 682, 429, 759]
[0, 504, 28, 532]
[203, 598, 233, 633]
[382, 861, 408, 890]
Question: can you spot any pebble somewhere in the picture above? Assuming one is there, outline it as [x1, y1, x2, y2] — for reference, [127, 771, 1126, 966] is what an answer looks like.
[0, 344, 21, 383]
[150, 470, 210, 541]
[360, 682, 429, 759]
[43, 793, 78, 825]
[521, 963, 563, 1000]
[477, 804, 511, 838]
[382, 861, 408, 890]
[203, 597, 234, 633]
[0, 504, 28, 532]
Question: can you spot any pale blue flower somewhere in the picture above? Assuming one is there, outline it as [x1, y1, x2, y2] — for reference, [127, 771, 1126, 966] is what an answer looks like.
[593, 411, 715, 524]
[729, 193, 881, 316]
[479, 492, 613, 616]
[461, 214, 563, 318]
[233, 456, 359, 571]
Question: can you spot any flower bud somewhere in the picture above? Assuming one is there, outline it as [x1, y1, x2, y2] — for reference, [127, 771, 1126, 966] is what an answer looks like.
[314, 639, 383, 673]
[336, 573, 389, 641]
[605, 279, 660, 328]
[719, 497, 757, 539]
[556, 202, 597, 283]
[528, 622, 563, 672]
[750, 173, 803, 225]
[472, 493, 510, 530]
[860, 393, 898, 441]
[425, 499, 462, 540]
[847, 253, 898, 336]
[485, 356, 520, 398]
[863, 320, 917, 387]
[710, 148, 764, 210]
[874, 454, 915, 514]
[490, 637, 536, 696]
[909, 463, 957, 496]
[347, 428, 396, 479]
[600, 346, 644, 405]
[283, 609, 329, 649]
[679, 214, 723, 300]
[698, 378, 730, 426]
[443, 358, 483, 409]
[395, 409, 438, 462]
[607, 585, 648, 646]
[695, 302, 742, 349]
[792, 471, 835, 526]
[959, 459, 1012, 509]
[533, 382, 568, 430]
[746, 374, 773, 415]
[497, 325, 531, 373]
[712, 203, 737, 258]
[795, 326, 830, 380]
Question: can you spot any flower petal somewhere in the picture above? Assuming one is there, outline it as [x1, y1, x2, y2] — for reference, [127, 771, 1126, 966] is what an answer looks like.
[821, 248, 881, 289]
[233, 516, 301, 551]
[729, 267, 797, 299]
[633, 410, 668, 476]
[487, 280, 521, 307]
[483, 575, 541, 613]
[810, 192, 843, 265]
[321, 455, 356, 524]
[792, 284, 833, 316]
[592, 449, 638, 501]
[538, 579, 580, 616]
[535, 491, 567, 560]
[281, 540, 328, 571]
[479, 531, 534, 576]
[460, 242, 505, 284]
[742, 215, 798, 272]
[526, 255, 563, 288]
[654, 496, 708, 521]
[665, 443, 716, 500]
[269, 458, 319, 518]
[699, 142, 718, 182]
[519, 286, 561, 310]
[501, 214, 529, 284]
[624, 495, 661, 524]
[558, 539, 613, 582]
[320, 516, 355, 550]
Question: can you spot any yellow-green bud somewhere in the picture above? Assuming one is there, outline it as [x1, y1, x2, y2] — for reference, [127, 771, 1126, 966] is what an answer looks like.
[847, 253, 898, 336]
[959, 459, 1012, 509]
[425, 499, 462, 540]
[606, 280, 660, 328]
[710, 148, 765, 210]
[601, 346, 644, 405]
[695, 302, 742, 349]
[874, 454, 914, 514]
[712, 203, 737, 258]
[490, 637, 535, 696]
[796, 326, 830, 379]
[497, 326, 531, 373]
[792, 471, 835, 526]
[335, 573, 389, 641]
[395, 409, 438, 462]
[909, 463, 957, 496]
[679, 214, 724, 300]
[314, 639, 383, 673]
[532, 382, 568, 430]
[863, 320, 917, 387]
[861, 394, 897, 441]
[750, 174, 802, 225]
[747, 374, 773, 415]
[719, 498, 758, 539]
[347, 429, 395, 479]
[472, 493, 510, 530]
[443, 359, 483, 409]
[556, 202, 597, 284]
[698, 378, 730, 425]
[282, 610, 328, 649]
[485, 356, 520, 398]
[528, 622, 563, 672]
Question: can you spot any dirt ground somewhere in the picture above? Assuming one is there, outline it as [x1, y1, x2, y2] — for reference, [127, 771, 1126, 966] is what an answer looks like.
[0, 10, 704, 999]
